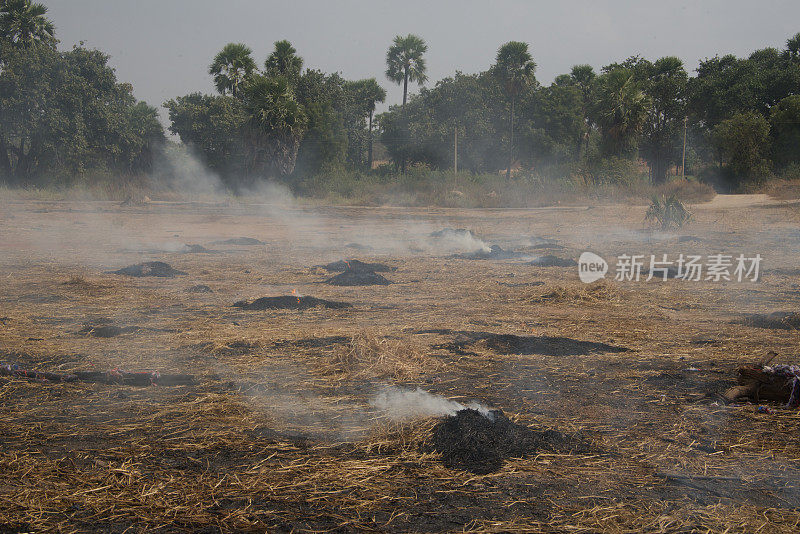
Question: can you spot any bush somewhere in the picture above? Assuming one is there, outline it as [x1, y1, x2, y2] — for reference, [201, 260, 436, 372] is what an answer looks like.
[587, 156, 648, 186]
[645, 195, 692, 230]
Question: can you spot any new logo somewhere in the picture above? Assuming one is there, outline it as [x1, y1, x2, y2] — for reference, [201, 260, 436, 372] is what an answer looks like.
[578, 252, 608, 283]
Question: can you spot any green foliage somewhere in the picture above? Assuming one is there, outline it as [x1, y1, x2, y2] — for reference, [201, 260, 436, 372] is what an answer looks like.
[379, 72, 506, 173]
[294, 101, 347, 176]
[343, 78, 386, 168]
[163, 93, 248, 179]
[240, 75, 308, 179]
[264, 40, 303, 81]
[6, 0, 800, 201]
[770, 95, 800, 169]
[0, 44, 164, 184]
[645, 194, 692, 230]
[590, 67, 650, 158]
[492, 41, 537, 177]
[0, 0, 55, 49]
[712, 111, 771, 187]
[588, 156, 647, 186]
[492, 41, 537, 98]
[385, 34, 428, 104]
[639, 57, 688, 184]
[208, 43, 256, 97]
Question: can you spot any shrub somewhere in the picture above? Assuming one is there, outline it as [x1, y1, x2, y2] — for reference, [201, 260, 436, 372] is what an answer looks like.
[645, 194, 692, 230]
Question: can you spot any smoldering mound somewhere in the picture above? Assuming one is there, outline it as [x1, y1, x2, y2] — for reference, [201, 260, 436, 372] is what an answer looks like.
[324, 271, 392, 286]
[110, 261, 187, 277]
[453, 245, 531, 260]
[431, 409, 589, 474]
[233, 296, 352, 310]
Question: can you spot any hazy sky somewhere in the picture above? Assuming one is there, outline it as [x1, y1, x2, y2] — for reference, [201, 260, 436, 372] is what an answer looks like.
[46, 0, 800, 123]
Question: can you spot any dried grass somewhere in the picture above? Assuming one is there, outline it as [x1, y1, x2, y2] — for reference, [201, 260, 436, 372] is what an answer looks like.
[328, 332, 434, 380]
[529, 281, 619, 304]
[1, 199, 800, 532]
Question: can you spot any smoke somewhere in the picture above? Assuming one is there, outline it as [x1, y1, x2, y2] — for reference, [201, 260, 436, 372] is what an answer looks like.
[371, 386, 492, 421]
[151, 144, 227, 199]
[425, 228, 491, 254]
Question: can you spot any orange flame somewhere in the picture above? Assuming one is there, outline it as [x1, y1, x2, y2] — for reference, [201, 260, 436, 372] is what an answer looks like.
[344, 260, 351, 270]
[291, 288, 300, 304]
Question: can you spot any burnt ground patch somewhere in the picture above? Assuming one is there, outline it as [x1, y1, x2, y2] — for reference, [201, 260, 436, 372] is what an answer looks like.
[110, 261, 186, 277]
[233, 296, 352, 310]
[211, 237, 265, 246]
[324, 270, 392, 286]
[528, 255, 578, 267]
[78, 324, 141, 338]
[431, 409, 589, 474]
[322, 259, 395, 273]
[641, 265, 687, 280]
[187, 284, 213, 293]
[423, 329, 631, 357]
[737, 311, 800, 330]
[272, 335, 351, 349]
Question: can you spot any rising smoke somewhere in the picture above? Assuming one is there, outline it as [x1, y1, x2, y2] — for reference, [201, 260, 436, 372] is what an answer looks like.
[371, 386, 492, 421]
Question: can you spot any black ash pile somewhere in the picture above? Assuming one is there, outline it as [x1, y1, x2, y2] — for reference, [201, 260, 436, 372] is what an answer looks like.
[233, 296, 351, 310]
[78, 323, 141, 338]
[110, 261, 186, 277]
[325, 271, 392, 286]
[321, 259, 395, 286]
[322, 259, 395, 273]
[431, 408, 589, 474]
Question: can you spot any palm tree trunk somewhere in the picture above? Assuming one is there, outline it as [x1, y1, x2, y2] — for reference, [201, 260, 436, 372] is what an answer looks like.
[506, 94, 514, 179]
[401, 70, 408, 175]
[368, 110, 374, 170]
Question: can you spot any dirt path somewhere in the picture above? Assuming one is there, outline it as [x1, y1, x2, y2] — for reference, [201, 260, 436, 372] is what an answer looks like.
[694, 193, 797, 209]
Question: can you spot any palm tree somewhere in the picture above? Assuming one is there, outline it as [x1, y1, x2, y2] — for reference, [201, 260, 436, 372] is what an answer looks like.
[264, 40, 303, 80]
[0, 0, 55, 48]
[570, 64, 596, 158]
[346, 78, 386, 169]
[240, 75, 308, 179]
[209, 43, 256, 97]
[591, 67, 650, 158]
[386, 34, 427, 173]
[493, 41, 536, 178]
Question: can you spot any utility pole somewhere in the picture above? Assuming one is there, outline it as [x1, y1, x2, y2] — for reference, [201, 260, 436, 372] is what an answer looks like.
[681, 116, 688, 180]
[454, 126, 458, 176]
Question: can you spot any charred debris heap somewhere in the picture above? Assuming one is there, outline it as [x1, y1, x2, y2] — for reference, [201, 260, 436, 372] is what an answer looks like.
[431, 408, 589, 474]
[320, 259, 395, 286]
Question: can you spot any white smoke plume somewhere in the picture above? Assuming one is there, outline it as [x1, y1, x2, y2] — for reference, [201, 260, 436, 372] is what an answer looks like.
[371, 386, 492, 421]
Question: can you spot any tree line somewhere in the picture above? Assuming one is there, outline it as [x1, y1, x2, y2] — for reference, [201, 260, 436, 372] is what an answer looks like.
[1, 0, 799, 192]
